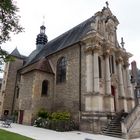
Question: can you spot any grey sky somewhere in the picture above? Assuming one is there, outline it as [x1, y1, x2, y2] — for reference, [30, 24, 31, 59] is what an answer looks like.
[2, 0, 140, 68]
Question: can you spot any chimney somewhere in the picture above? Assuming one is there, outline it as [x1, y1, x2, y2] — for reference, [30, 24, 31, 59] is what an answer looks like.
[131, 61, 138, 83]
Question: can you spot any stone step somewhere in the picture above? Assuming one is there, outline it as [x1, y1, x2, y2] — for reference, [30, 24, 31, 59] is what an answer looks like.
[102, 133, 122, 138]
[101, 111, 127, 139]
[108, 124, 121, 127]
[102, 126, 121, 130]
[102, 130, 122, 135]
[102, 126, 121, 131]
[107, 126, 121, 129]
[102, 125, 121, 129]
[110, 119, 122, 122]
[109, 120, 121, 122]
[102, 127, 122, 131]
[102, 129, 122, 134]
[103, 128, 121, 131]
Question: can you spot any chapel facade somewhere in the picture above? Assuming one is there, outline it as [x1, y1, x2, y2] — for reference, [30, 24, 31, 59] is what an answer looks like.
[0, 3, 140, 139]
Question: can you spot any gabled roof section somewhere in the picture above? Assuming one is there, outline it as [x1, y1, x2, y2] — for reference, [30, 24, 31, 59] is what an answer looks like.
[11, 48, 26, 59]
[24, 16, 96, 66]
[20, 57, 54, 75]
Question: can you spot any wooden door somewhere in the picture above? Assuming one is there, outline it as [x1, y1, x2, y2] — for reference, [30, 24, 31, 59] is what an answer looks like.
[19, 110, 24, 124]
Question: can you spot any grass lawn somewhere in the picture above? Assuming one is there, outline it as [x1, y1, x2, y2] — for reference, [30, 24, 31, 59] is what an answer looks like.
[0, 129, 34, 140]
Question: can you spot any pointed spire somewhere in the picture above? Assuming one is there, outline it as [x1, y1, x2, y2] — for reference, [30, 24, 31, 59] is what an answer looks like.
[11, 47, 21, 57]
[42, 16, 45, 26]
[40, 16, 46, 34]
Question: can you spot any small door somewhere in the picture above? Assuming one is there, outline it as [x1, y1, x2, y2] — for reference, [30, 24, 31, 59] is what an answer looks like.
[19, 110, 24, 124]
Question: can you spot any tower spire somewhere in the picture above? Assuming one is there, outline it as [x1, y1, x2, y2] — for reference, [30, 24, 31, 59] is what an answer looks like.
[36, 24, 48, 50]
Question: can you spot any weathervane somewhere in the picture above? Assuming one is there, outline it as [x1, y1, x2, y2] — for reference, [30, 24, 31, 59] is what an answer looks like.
[106, 1, 109, 8]
[120, 37, 125, 48]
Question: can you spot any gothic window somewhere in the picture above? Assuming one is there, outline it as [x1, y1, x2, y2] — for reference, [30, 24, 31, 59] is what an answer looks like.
[109, 55, 114, 74]
[98, 56, 102, 78]
[41, 80, 48, 96]
[56, 57, 67, 83]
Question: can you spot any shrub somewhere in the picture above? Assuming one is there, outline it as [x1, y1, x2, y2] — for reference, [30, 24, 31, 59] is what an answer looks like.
[49, 112, 75, 131]
[34, 111, 78, 131]
[50, 112, 70, 121]
[37, 108, 49, 119]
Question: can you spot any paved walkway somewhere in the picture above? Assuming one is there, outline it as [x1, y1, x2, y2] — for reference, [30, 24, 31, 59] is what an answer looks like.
[0, 122, 138, 140]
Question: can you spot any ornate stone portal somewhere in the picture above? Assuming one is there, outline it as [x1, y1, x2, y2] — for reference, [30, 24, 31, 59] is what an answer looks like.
[80, 4, 135, 133]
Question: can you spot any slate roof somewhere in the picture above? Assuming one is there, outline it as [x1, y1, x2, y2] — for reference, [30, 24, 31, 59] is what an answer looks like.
[11, 48, 26, 59]
[20, 57, 53, 74]
[24, 16, 96, 67]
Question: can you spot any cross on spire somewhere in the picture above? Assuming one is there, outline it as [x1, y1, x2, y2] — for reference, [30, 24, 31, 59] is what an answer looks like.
[106, 1, 109, 8]
[120, 37, 125, 48]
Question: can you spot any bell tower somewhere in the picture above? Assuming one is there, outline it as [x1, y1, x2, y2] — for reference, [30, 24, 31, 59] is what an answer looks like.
[36, 25, 48, 50]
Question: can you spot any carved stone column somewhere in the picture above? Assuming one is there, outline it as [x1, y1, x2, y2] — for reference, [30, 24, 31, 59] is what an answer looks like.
[117, 57, 125, 97]
[103, 49, 114, 112]
[124, 62, 135, 111]
[85, 46, 93, 93]
[93, 46, 100, 93]
[105, 50, 111, 95]
[117, 57, 128, 112]
[125, 62, 133, 98]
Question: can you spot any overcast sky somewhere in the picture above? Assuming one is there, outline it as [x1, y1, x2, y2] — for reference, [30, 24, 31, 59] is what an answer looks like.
[1, 0, 140, 68]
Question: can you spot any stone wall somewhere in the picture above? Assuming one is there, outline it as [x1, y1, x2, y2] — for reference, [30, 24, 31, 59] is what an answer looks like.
[0, 58, 23, 116]
[48, 44, 81, 121]
[31, 71, 54, 116]
[17, 44, 83, 124]
[18, 71, 35, 124]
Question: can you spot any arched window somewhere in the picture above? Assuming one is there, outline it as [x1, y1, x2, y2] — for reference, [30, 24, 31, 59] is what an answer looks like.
[57, 57, 67, 83]
[98, 56, 102, 78]
[41, 80, 48, 96]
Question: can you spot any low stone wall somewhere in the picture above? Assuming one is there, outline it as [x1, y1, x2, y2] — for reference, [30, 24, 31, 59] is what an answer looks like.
[80, 112, 108, 133]
[121, 105, 140, 139]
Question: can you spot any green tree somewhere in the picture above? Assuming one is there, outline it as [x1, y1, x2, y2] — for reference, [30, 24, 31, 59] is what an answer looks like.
[0, 0, 23, 62]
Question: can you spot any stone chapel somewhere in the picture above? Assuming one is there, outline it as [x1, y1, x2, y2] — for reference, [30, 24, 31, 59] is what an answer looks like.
[0, 3, 140, 139]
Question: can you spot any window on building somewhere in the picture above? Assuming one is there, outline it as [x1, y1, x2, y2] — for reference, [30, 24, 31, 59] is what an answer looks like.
[98, 56, 102, 78]
[4, 110, 9, 116]
[137, 89, 140, 97]
[41, 80, 48, 96]
[109, 55, 114, 74]
[16, 87, 19, 98]
[56, 57, 67, 83]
